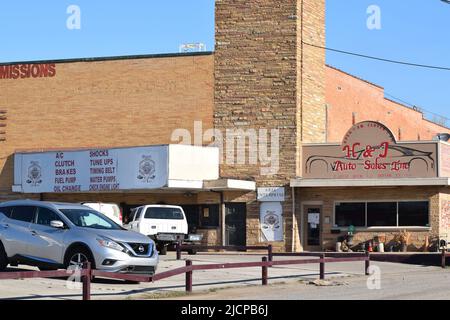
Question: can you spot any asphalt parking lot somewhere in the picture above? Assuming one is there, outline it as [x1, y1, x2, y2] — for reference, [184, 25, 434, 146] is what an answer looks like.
[0, 252, 447, 300]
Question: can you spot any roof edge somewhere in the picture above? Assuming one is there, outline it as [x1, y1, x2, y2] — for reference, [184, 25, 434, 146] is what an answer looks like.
[326, 64, 384, 90]
[0, 51, 214, 66]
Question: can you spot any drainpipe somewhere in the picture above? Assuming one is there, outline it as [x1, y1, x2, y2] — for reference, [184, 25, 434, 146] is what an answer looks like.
[210, 190, 226, 246]
[292, 187, 296, 252]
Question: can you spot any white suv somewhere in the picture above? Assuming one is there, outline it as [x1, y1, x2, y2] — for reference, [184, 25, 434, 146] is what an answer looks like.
[125, 205, 202, 255]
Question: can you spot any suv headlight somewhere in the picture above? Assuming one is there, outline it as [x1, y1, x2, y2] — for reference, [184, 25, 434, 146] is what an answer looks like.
[96, 236, 126, 252]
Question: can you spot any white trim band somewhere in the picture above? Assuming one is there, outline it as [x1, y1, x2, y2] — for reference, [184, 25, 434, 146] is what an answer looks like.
[291, 178, 450, 188]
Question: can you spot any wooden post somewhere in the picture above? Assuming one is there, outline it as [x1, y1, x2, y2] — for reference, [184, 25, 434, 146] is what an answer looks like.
[262, 257, 268, 286]
[185, 260, 193, 292]
[176, 241, 182, 260]
[320, 254, 325, 280]
[365, 252, 371, 275]
[442, 248, 446, 269]
[82, 262, 91, 301]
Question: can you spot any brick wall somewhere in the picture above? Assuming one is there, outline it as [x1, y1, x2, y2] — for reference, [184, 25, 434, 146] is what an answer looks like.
[298, 0, 327, 145]
[0, 54, 214, 194]
[214, 0, 326, 251]
[440, 192, 450, 242]
[326, 66, 449, 143]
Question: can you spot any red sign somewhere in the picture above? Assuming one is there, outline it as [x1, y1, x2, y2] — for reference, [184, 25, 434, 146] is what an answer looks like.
[340, 121, 409, 172]
[303, 121, 439, 179]
[0, 63, 56, 80]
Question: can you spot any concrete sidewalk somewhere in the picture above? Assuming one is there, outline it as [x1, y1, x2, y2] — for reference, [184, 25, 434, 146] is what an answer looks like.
[0, 252, 442, 300]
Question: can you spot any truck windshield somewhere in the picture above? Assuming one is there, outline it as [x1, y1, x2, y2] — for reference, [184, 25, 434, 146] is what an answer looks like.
[60, 209, 123, 230]
[144, 207, 184, 220]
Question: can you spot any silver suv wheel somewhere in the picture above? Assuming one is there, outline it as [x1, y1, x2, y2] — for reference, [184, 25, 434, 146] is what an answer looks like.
[69, 253, 89, 268]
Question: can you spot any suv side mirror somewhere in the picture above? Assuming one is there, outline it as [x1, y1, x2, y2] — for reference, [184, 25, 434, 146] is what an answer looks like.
[50, 220, 65, 229]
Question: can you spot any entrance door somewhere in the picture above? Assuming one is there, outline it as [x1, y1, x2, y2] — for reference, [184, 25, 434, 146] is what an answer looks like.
[225, 203, 246, 246]
[303, 206, 322, 251]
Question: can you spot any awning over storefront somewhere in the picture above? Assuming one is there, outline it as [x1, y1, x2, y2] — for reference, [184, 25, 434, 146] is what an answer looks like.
[12, 144, 255, 194]
[291, 177, 450, 188]
[204, 179, 256, 191]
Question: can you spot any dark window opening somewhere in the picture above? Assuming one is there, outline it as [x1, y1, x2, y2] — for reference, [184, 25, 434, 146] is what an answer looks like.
[399, 202, 429, 227]
[200, 205, 219, 228]
[182, 205, 200, 233]
[335, 201, 430, 228]
[367, 202, 397, 227]
[181, 204, 220, 231]
[335, 203, 365, 227]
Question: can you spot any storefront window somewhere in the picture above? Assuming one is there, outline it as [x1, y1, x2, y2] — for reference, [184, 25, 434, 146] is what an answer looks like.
[335, 203, 365, 227]
[181, 204, 220, 230]
[335, 201, 429, 228]
[398, 201, 429, 227]
[200, 205, 219, 228]
[367, 202, 397, 227]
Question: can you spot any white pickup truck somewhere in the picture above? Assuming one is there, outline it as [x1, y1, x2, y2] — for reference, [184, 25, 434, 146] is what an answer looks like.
[124, 205, 203, 255]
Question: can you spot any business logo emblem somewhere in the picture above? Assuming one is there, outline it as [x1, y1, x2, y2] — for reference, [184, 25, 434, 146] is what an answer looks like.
[138, 245, 145, 253]
[26, 161, 42, 187]
[137, 155, 156, 183]
[263, 212, 280, 230]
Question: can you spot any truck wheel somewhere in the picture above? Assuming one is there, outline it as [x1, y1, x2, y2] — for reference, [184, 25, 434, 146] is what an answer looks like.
[188, 249, 198, 255]
[0, 242, 8, 271]
[158, 245, 168, 256]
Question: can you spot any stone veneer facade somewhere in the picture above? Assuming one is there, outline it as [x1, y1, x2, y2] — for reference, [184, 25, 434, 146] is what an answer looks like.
[214, 0, 326, 251]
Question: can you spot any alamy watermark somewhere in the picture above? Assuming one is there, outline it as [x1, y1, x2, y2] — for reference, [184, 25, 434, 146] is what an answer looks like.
[366, 265, 382, 290]
[171, 121, 280, 176]
[367, 5, 382, 30]
[67, 5, 81, 30]
[66, 265, 82, 290]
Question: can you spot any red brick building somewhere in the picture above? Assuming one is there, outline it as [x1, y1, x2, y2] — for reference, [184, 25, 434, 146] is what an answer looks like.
[326, 65, 446, 143]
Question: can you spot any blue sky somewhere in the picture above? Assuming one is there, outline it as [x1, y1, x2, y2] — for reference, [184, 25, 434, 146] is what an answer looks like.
[327, 0, 450, 124]
[0, 0, 448, 122]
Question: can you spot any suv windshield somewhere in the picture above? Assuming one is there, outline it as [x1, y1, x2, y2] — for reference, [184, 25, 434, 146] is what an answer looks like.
[60, 209, 123, 230]
[144, 207, 184, 220]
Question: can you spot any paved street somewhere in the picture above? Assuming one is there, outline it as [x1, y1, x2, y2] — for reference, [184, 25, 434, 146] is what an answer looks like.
[0, 252, 448, 300]
[176, 265, 450, 300]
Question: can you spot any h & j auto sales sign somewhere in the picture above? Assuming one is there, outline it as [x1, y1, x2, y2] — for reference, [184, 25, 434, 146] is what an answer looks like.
[302, 121, 440, 180]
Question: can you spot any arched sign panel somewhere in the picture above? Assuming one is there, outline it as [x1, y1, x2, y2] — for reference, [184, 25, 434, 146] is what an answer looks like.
[303, 121, 439, 179]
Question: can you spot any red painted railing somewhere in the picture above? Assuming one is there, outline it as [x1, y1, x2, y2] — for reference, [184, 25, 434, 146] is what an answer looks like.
[175, 243, 274, 261]
[0, 252, 370, 300]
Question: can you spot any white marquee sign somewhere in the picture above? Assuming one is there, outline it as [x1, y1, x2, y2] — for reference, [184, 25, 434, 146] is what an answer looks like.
[15, 145, 169, 193]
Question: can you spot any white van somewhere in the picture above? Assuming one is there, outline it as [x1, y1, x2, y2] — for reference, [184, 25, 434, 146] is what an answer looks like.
[82, 202, 123, 226]
[125, 205, 203, 255]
